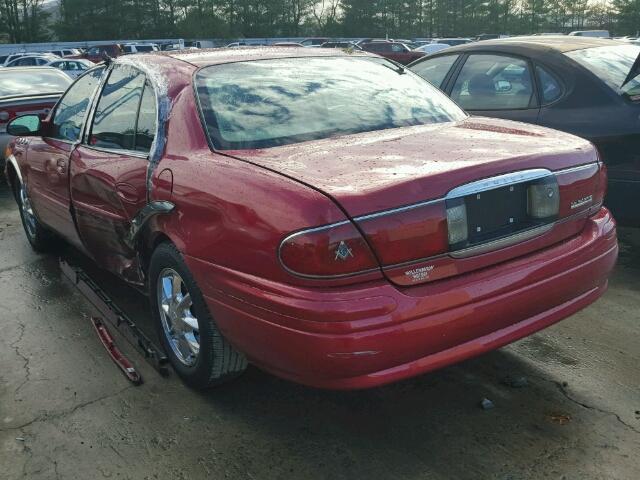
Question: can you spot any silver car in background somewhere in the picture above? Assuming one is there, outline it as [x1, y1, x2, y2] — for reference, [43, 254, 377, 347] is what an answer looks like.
[0, 67, 72, 165]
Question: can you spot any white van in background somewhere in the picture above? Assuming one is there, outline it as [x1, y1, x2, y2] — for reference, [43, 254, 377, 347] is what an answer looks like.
[123, 43, 160, 54]
[568, 30, 610, 38]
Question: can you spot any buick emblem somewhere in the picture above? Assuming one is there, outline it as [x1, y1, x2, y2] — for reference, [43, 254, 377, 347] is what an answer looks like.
[335, 241, 354, 261]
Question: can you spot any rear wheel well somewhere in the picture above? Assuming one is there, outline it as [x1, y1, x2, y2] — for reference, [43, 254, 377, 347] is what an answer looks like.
[140, 231, 173, 278]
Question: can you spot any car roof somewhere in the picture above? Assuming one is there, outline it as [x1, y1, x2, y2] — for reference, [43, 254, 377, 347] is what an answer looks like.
[0, 66, 71, 77]
[161, 46, 376, 67]
[441, 35, 627, 55]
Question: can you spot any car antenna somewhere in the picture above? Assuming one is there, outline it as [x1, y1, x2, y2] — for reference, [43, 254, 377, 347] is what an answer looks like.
[381, 62, 406, 75]
[101, 51, 114, 65]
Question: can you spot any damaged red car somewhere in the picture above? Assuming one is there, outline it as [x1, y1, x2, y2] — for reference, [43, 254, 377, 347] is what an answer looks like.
[4, 48, 617, 390]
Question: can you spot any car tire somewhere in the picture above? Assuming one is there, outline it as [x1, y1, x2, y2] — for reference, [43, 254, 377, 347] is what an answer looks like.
[149, 242, 247, 389]
[16, 181, 55, 252]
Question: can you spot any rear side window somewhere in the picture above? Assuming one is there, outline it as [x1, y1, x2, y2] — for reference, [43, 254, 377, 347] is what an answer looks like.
[135, 82, 157, 152]
[51, 67, 105, 142]
[16, 57, 36, 66]
[90, 65, 145, 150]
[536, 65, 563, 104]
[451, 54, 535, 110]
[411, 55, 459, 88]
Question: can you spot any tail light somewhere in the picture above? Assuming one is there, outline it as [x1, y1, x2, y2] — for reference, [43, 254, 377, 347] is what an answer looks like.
[446, 200, 468, 246]
[527, 177, 560, 219]
[356, 201, 449, 265]
[279, 222, 379, 278]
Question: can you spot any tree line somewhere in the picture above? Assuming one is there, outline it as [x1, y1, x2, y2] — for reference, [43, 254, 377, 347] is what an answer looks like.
[0, 0, 638, 44]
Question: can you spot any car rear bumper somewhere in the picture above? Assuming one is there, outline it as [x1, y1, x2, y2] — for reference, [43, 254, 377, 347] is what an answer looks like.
[186, 208, 617, 389]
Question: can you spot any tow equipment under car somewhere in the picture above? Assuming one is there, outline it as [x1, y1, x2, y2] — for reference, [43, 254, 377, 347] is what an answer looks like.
[60, 258, 170, 379]
[91, 317, 143, 385]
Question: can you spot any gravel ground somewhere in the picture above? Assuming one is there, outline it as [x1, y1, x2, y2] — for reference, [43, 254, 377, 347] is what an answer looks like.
[0, 181, 638, 480]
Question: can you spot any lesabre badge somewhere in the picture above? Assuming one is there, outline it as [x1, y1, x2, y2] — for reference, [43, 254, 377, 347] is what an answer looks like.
[335, 241, 354, 261]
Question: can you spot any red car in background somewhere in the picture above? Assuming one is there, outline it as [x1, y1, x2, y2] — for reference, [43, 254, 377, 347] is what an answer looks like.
[71, 44, 124, 63]
[361, 40, 425, 64]
[0, 67, 72, 165]
[4, 48, 617, 390]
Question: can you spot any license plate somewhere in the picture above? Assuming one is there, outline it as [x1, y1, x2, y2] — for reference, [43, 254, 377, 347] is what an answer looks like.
[464, 183, 528, 244]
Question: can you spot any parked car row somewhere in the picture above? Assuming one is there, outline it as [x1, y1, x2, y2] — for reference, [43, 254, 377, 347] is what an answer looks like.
[2, 42, 621, 392]
[3, 54, 94, 77]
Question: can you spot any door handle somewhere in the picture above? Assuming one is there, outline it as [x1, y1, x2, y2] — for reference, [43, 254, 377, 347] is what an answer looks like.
[56, 159, 66, 175]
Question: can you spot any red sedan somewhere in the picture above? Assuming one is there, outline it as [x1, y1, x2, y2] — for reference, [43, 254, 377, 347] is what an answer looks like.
[4, 47, 617, 390]
[360, 40, 425, 64]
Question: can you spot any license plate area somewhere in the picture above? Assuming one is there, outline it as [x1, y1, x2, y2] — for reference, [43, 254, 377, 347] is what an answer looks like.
[446, 171, 559, 253]
[465, 183, 529, 245]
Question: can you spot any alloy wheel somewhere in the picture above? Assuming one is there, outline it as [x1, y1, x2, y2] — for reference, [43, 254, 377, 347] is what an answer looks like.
[156, 268, 200, 367]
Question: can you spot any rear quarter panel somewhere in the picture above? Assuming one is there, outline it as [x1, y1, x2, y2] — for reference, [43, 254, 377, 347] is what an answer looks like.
[149, 81, 375, 288]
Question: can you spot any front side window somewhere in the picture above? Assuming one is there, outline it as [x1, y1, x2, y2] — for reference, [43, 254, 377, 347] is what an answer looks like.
[411, 55, 460, 88]
[196, 56, 466, 150]
[88, 47, 100, 55]
[451, 54, 535, 110]
[565, 45, 640, 99]
[51, 67, 105, 142]
[90, 65, 145, 150]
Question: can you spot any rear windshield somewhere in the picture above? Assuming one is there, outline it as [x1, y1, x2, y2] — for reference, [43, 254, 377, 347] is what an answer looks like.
[196, 56, 466, 150]
[135, 45, 155, 52]
[565, 45, 640, 99]
[0, 69, 71, 97]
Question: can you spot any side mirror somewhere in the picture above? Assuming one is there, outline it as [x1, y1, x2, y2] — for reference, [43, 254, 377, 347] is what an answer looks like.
[6, 114, 41, 136]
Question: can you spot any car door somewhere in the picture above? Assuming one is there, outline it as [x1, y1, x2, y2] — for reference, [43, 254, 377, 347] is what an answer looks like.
[70, 64, 157, 283]
[25, 66, 105, 246]
[446, 53, 540, 123]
